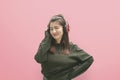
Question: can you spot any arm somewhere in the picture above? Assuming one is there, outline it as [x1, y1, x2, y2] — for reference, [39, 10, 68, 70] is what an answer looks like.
[69, 56, 94, 79]
[34, 30, 52, 63]
[68, 44, 94, 79]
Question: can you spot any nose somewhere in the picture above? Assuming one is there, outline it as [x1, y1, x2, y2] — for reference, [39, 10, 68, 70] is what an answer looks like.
[52, 29, 56, 33]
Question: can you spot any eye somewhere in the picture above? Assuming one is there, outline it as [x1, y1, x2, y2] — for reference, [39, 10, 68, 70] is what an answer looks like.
[50, 28, 53, 31]
[54, 26, 59, 29]
[55, 27, 59, 29]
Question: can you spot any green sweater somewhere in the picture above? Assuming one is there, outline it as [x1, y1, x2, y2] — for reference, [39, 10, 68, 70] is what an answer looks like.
[34, 31, 94, 80]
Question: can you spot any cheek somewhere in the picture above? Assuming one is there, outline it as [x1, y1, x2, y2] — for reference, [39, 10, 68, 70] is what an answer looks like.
[61, 30, 63, 35]
[59, 29, 63, 36]
[50, 31, 53, 36]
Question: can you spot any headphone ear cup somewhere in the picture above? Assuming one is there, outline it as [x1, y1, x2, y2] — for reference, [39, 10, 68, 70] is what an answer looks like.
[66, 24, 70, 32]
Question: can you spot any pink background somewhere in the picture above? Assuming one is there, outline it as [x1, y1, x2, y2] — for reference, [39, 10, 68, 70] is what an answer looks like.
[0, 0, 120, 80]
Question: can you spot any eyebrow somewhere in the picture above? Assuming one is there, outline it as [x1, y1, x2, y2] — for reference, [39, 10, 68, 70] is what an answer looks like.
[50, 26, 59, 28]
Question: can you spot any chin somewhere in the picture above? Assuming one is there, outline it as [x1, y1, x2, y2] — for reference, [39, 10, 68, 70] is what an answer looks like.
[54, 37, 59, 40]
[53, 37, 60, 41]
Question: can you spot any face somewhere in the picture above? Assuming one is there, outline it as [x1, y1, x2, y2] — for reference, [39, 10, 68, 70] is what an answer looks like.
[49, 21, 63, 43]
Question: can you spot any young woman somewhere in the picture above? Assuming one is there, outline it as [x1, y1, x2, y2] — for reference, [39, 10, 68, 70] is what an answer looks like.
[34, 14, 94, 80]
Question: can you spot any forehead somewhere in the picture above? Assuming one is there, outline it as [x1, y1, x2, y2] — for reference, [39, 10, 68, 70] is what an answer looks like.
[49, 21, 62, 28]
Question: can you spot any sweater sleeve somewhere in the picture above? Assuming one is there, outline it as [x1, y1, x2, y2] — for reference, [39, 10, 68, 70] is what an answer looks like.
[34, 31, 51, 63]
[68, 43, 94, 79]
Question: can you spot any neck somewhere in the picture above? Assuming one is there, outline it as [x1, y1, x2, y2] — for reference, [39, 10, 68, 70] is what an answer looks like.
[56, 39, 61, 44]
[56, 41, 60, 44]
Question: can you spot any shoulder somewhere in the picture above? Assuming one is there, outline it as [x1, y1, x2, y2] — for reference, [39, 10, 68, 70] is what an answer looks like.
[69, 42, 82, 51]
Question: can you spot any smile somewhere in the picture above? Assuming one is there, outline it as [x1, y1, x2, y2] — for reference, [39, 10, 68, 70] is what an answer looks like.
[53, 33, 59, 36]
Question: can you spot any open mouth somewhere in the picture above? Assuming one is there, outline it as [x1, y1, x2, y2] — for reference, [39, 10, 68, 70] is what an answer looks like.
[53, 34, 59, 37]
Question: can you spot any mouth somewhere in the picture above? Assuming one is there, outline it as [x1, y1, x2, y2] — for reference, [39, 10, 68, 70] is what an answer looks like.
[53, 34, 59, 37]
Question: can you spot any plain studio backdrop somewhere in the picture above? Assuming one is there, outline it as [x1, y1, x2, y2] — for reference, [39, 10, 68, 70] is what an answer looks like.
[0, 0, 120, 80]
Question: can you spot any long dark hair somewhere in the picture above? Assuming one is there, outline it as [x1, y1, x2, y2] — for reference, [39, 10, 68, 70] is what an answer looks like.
[47, 14, 70, 54]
